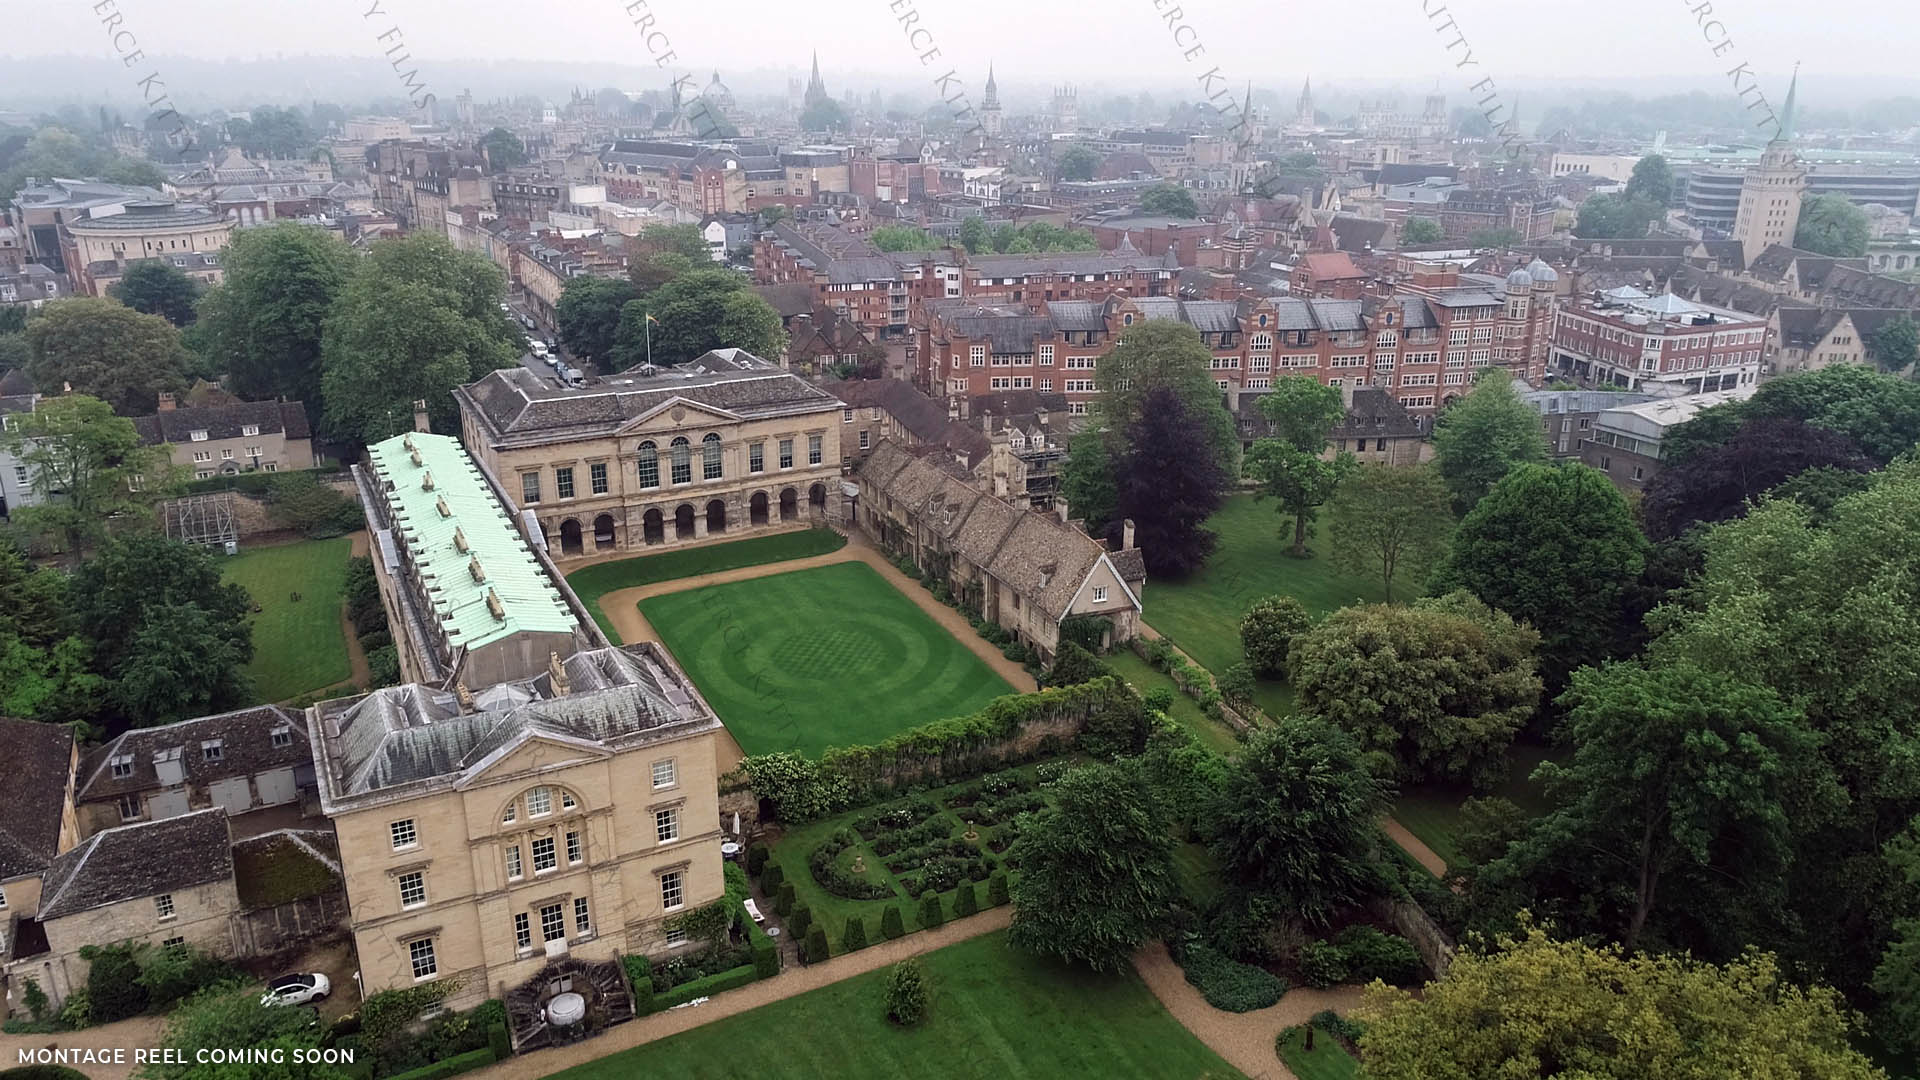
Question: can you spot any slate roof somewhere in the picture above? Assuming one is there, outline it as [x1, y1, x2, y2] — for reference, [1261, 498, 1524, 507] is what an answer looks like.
[1778, 305, 1913, 350]
[0, 369, 34, 396]
[1043, 300, 1107, 333]
[64, 202, 225, 232]
[1331, 215, 1390, 253]
[1818, 266, 1920, 310]
[1109, 548, 1147, 585]
[1238, 387, 1427, 442]
[77, 706, 308, 804]
[38, 809, 233, 920]
[753, 282, 816, 319]
[459, 353, 843, 445]
[967, 251, 1173, 277]
[131, 400, 311, 445]
[766, 221, 902, 284]
[0, 718, 75, 882]
[315, 644, 709, 802]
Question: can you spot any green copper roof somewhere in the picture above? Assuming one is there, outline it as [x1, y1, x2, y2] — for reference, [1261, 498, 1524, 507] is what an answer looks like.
[367, 432, 578, 653]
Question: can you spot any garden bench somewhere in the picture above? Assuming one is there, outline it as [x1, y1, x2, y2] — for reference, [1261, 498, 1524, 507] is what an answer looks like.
[744, 898, 765, 923]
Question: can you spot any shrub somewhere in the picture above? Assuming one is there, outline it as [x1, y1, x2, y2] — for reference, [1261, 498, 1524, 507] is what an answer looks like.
[804, 925, 830, 965]
[486, 1021, 511, 1061]
[884, 959, 929, 1026]
[987, 870, 1011, 906]
[653, 965, 758, 1009]
[1216, 663, 1257, 709]
[1298, 940, 1349, 989]
[842, 917, 870, 952]
[20, 977, 47, 1021]
[1312, 1008, 1367, 1042]
[746, 842, 769, 876]
[0, 1068, 93, 1080]
[1047, 640, 1111, 687]
[1144, 637, 1176, 670]
[366, 644, 401, 688]
[774, 881, 796, 916]
[760, 862, 785, 895]
[953, 882, 979, 918]
[623, 955, 656, 1014]
[919, 890, 945, 929]
[1177, 942, 1289, 1012]
[382, 1046, 494, 1080]
[1335, 926, 1422, 984]
[57, 985, 91, 1029]
[880, 905, 906, 939]
[1001, 641, 1030, 663]
[751, 929, 780, 979]
[810, 829, 896, 900]
[788, 904, 812, 939]
[1240, 596, 1312, 678]
[84, 945, 147, 1023]
[1142, 687, 1176, 714]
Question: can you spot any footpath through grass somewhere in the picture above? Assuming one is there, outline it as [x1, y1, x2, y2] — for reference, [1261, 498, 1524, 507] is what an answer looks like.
[566, 528, 846, 643]
[222, 537, 352, 703]
[545, 930, 1243, 1080]
[640, 562, 1011, 757]
[1390, 743, 1563, 872]
[1105, 649, 1240, 755]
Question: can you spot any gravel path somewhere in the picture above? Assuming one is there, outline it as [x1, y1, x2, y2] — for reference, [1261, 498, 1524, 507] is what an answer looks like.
[1132, 942, 1366, 1080]
[1381, 818, 1448, 878]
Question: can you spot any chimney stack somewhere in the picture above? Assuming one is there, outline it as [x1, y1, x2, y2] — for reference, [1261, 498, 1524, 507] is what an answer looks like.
[1123, 518, 1136, 551]
[157, 391, 177, 412]
[1055, 494, 1071, 525]
[412, 398, 431, 433]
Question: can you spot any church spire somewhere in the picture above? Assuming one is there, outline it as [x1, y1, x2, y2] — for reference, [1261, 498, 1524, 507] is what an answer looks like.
[1776, 62, 1799, 143]
[983, 63, 998, 107]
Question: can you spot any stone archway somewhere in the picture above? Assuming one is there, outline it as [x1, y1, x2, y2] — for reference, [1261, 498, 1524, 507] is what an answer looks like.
[705, 499, 727, 535]
[592, 513, 616, 550]
[643, 508, 665, 545]
[778, 487, 798, 522]
[749, 490, 770, 526]
[559, 518, 584, 556]
[674, 504, 696, 540]
[807, 482, 828, 521]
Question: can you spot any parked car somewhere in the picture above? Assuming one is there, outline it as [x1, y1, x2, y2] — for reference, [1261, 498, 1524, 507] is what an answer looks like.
[530, 341, 550, 359]
[261, 972, 331, 1007]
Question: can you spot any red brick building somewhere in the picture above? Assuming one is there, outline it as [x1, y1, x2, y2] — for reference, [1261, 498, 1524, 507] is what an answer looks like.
[1289, 252, 1370, 299]
[1550, 285, 1768, 394]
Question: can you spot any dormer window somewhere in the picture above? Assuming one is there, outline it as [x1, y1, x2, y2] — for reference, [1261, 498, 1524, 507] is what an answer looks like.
[110, 754, 135, 779]
[201, 739, 223, 762]
[270, 726, 293, 748]
[241, 424, 260, 437]
[189, 430, 209, 441]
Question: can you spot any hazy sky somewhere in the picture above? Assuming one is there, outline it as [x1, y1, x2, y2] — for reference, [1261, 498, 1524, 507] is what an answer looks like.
[9, 0, 1915, 104]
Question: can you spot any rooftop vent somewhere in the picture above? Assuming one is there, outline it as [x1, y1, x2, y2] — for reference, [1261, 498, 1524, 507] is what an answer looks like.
[410, 448, 422, 467]
[436, 496, 451, 518]
[486, 588, 505, 621]
[421, 471, 435, 491]
[453, 527, 469, 553]
[469, 555, 485, 583]
[402, 434, 416, 452]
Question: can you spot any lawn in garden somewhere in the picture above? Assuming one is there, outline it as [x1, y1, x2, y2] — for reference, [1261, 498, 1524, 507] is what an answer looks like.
[565, 528, 846, 643]
[221, 536, 353, 703]
[767, 763, 1052, 955]
[1390, 743, 1563, 872]
[1105, 649, 1240, 755]
[1275, 1026, 1361, 1080]
[546, 930, 1243, 1080]
[639, 561, 1012, 757]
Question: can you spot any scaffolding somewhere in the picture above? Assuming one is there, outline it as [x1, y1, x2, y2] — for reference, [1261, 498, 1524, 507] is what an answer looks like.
[163, 492, 239, 553]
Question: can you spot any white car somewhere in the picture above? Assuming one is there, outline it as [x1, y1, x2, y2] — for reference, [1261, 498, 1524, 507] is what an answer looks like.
[530, 341, 550, 359]
[261, 972, 331, 1007]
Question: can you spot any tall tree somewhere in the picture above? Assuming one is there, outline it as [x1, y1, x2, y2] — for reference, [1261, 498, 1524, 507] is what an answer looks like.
[1625, 153, 1676, 206]
[0, 395, 178, 555]
[868, 225, 935, 251]
[628, 222, 713, 264]
[1795, 192, 1872, 257]
[478, 126, 526, 169]
[800, 98, 851, 133]
[142, 985, 351, 1080]
[1869, 313, 1920, 374]
[1289, 591, 1541, 787]
[193, 223, 357, 412]
[1093, 320, 1237, 470]
[1574, 193, 1663, 239]
[1060, 431, 1118, 530]
[611, 270, 785, 369]
[1662, 363, 1920, 465]
[1113, 387, 1231, 577]
[1872, 817, 1920, 1056]
[1481, 661, 1819, 953]
[109, 260, 203, 327]
[1055, 144, 1101, 181]
[71, 532, 254, 726]
[1434, 463, 1646, 681]
[22, 298, 189, 415]
[1208, 717, 1392, 925]
[1326, 462, 1454, 602]
[1357, 925, 1886, 1080]
[1430, 369, 1550, 513]
[554, 275, 638, 366]
[957, 216, 990, 255]
[1400, 217, 1444, 246]
[1468, 227, 1523, 248]
[1139, 183, 1200, 218]
[1244, 376, 1352, 558]
[1639, 417, 1871, 540]
[1008, 761, 1178, 972]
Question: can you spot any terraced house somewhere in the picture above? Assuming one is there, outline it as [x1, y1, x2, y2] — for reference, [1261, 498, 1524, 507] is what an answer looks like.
[454, 349, 846, 558]
[308, 644, 727, 1036]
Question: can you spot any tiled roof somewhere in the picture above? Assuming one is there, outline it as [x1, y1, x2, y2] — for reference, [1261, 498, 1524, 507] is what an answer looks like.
[38, 809, 233, 920]
[77, 705, 307, 803]
[753, 282, 816, 319]
[365, 431, 579, 652]
[1818, 266, 1920, 310]
[0, 718, 74, 881]
[1300, 252, 1364, 280]
[130, 400, 311, 445]
[825, 377, 990, 463]
[967, 251, 1173, 277]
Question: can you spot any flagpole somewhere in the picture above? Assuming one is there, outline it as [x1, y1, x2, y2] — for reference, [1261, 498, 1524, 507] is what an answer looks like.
[646, 310, 652, 368]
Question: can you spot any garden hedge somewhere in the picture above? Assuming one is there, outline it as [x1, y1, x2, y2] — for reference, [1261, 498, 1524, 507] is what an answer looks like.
[382, 1046, 495, 1080]
[653, 965, 758, 1010]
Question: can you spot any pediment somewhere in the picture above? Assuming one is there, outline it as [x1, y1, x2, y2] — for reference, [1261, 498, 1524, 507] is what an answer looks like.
[457, 731, 608, 788]
[615, 396, 745, 435]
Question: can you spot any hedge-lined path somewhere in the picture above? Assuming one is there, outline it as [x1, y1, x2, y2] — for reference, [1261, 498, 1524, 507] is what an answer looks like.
[1133, 941, 1365, 1080]
[469, 907, 1015, 1080]
[589, 530, 1039, 695]
[0, 1012, 169, 1080]
[340, 530, 374, 690]
[1381, 818, 1448, 878]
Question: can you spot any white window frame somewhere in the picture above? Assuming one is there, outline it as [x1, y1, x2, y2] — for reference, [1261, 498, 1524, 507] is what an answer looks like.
[409, 938, 437, 980]
[390, 819, 417, 850]
[532, 835, 557, 874]
[515, 912, 532, 951]
[398, 871, 427, 909]
[1092, 586, 1107, 603]
[655, 808, 680, 845]
[526, 787, 553, 817]
[661, 870, 684, 911]
[652, 759, 677, 789]
[155, 893, 175, 920]
[505, 843, 523, 880]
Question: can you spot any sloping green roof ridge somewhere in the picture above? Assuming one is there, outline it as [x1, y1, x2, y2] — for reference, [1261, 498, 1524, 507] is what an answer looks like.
[367, 431, 579, 651]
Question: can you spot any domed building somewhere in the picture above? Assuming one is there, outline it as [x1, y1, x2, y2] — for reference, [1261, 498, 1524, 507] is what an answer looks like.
[701, 71, 735, 115]
[1494, 258, 1562, 385]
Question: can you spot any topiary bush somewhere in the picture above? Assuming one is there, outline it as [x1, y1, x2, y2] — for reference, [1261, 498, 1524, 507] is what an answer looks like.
[952, 882, 979, 918]
[884, 959, 928, 1026]
[1178, 942, 1289, 1012]
[919, 890, 945, 929]
[1298, 940, 1349, 989]
[1335, 926, 1422, 984]
[880, 904, 906, 939]
[83, 945, 148, 1023]
[773, 881, 796, 916]
[842, 917, 869, 952]
[788, 904, 812, 939]
[804, 926, 830, 965]
[746, 843, 769, 877]
[760, 863, 785, 895]
[1312, 1008, 1367, 1042]
[987, 870, 1011, 907]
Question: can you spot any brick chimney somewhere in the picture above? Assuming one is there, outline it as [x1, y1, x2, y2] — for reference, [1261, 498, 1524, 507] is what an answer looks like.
[156, 391, 177, 411]
[413, 399, 431, 433]
[1122, 518, 1136, 551]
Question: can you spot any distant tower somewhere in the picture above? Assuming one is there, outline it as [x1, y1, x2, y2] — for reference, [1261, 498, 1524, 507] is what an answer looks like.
[980, 63, 1003, 138]
[804, 51, 830, 111]
[1295, 77, 1315, 127]
[1733, 64, 1806, 267]
[787, 76, 804, 114]
[1052, 85, 1077, 130]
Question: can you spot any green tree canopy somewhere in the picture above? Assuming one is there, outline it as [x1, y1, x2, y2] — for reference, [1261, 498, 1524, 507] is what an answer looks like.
[1400, 217, 1444, 246]
[1574, 192, 1664, 239]
[555, 275, 639, 365]
[1208, 716, 1392, 924]
[611, 270, 786, 369]
[140, 984, 351, 1080]
[23, 298, 190, 415]
[1795, 192, 1872, 257]
[1357, 924, 1886, 1080]
[800, 98, 851, 133]
[1290, 590, 1541, 787]
[1056, 144, 1101, 181]
[1868, 313, 1920, 374]
[1434, 462, 1646, 681]
[192, 223, 358, 414]
[478, 126, 527, 169]
[1093, 320, 1238, 470]
[109, 260, 204, 327]
[628, 223, 713, 264]
[958, 216, 990, 254]
[1326, 462, 1454, 602]
[1113, 387, 1232, 577]
[1244, 376, 1352, 557]
[1468, 227, 1524, 248]
[1061, 431, 1118, 530]
[1139, 183, 1200, 218]
[1008, 761, 1178, 971]
[1238, 595, 1312, 679]
[1639, 416, 1871, 541]
[228, 106, 314, 159]
[1625, 153, 1676, 206]
[1662, 363, 1920, 465]
[868, 225, 936, 251]
[1430, 369, 1550, 513]
[1, 394, 179, 556]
